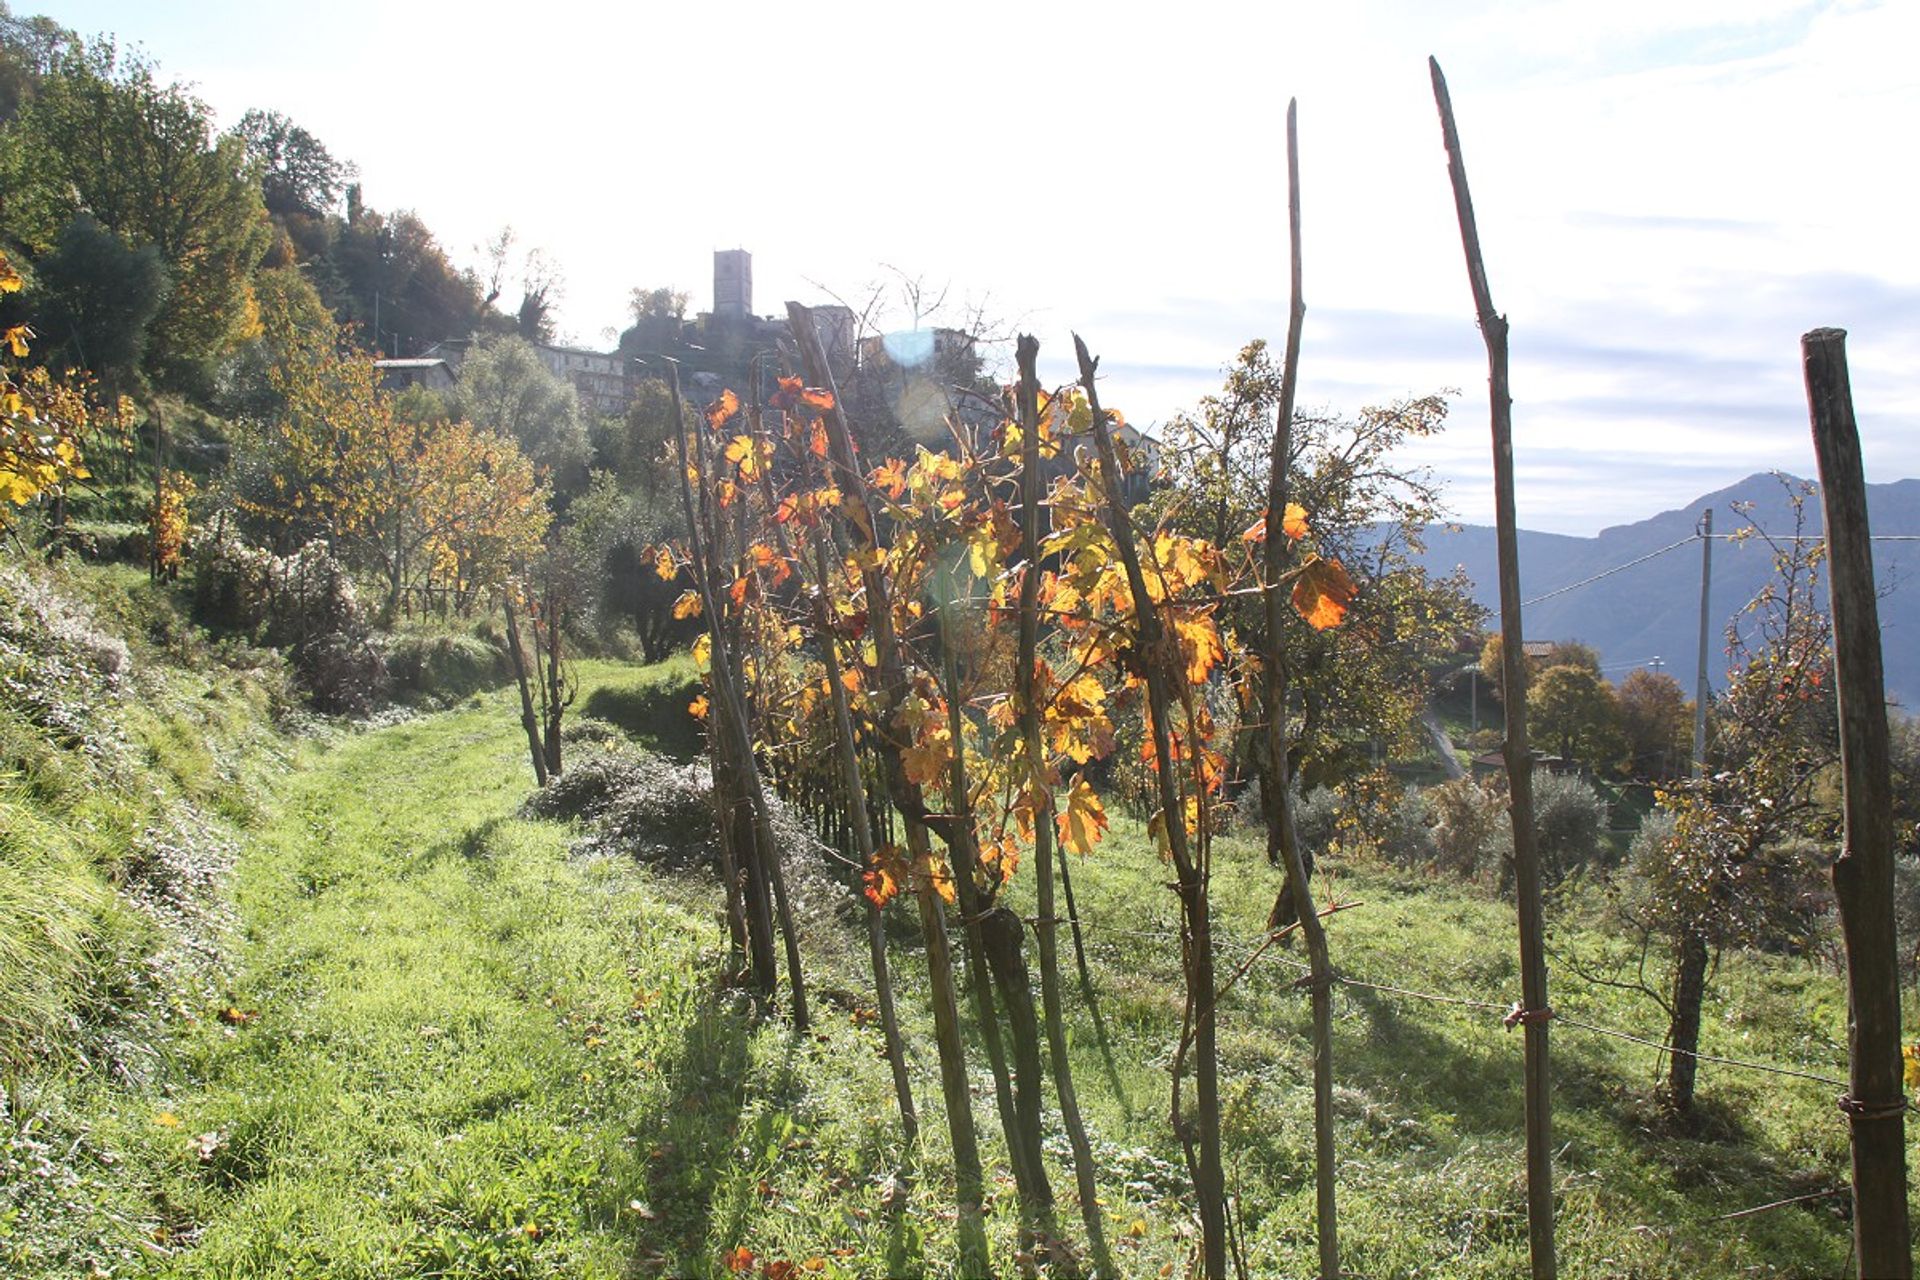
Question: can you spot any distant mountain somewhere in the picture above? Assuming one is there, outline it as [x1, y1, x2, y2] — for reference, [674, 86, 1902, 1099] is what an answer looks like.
[1410, 473, 1920, 709]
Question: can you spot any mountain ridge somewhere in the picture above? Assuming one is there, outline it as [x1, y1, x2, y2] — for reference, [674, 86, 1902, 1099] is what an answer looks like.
[1410, 471, 1920, 708]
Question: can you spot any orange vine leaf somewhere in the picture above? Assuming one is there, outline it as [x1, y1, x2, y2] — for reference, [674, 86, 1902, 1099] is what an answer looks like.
[1291, 555, 1356, 631]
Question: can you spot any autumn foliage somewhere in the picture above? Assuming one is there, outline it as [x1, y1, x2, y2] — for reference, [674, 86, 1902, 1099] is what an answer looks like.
[660, 320, 1354, 1275]
[0, 249, 122, 527]
[238, 293, 549, 612]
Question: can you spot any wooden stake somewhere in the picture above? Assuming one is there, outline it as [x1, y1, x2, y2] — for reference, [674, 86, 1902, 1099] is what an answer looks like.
[788, 302, 993, 1277]
[668, 364, 807, 1026]
[749, 379, 919, 1147]
[1430, 56, 1556, 1280]
[1803, 327, 1912, 1279]
[1262, 98, 1340, 1280]
[1075, 335, 1228, 1280]
[1017, 335, 1116, 1277]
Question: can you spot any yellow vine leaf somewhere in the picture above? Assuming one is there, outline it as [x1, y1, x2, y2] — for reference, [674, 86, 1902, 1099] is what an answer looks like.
[671, 589, 702, 620]
[1171, 608, 1225, 684]
[925, 855, 957, 906]
[1056, 772, 1109, 857]
[723, 433, 773, 483]
[1282, 502, 1310, 540]
[864, 846, 906, 908]
[654, 545, 677, 580]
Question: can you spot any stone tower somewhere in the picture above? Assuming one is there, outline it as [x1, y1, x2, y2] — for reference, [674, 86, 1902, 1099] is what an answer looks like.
[713, 249, 752, 321]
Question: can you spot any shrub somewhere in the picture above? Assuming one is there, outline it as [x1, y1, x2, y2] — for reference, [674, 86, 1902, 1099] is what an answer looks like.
[1293, 786, 1340, 854]
[192, 537, 385, 713]
[1535, 773, 1610, 883]
[1484, 771, 1609, 889]
[1424, 778, 1505, 879]
[1377, 788, 1438, 868]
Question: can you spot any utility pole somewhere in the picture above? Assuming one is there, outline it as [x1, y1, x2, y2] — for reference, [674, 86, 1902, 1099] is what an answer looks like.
[1692, 509, 1713, 777]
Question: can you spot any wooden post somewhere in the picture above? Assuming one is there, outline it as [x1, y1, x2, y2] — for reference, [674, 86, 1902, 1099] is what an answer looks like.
[1430, 57, 1557, 1280]
[1803, 327, 1912, 1279]
[809, 532, 919, 1149]
[1263, 99, 1339, 1280]
[667, 364, 806, 1025]
[1016, 335, 1116, 1277]
[1074, 335, 1228, 1279]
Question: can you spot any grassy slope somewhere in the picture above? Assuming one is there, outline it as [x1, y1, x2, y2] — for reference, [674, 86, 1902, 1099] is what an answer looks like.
[25, 656, 1882, 1278]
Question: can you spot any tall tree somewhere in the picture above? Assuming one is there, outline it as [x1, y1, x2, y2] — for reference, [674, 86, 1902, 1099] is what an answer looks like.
[234, 289, 549, 612]
[29, 212, 168, 392]
[1531, 663, 1624, 768]
[0, 3, 78, 124]
[1618, 669, 1691, 781]
[0, 41, 269, 381]
[1636, 483, 1836, 1115]
[1147, 342, 1481, 795]
[617, 286, 688, 357]
[234, 108, 347, 218]
[446, 333, 588, 494]
[327, 207, 487, 355]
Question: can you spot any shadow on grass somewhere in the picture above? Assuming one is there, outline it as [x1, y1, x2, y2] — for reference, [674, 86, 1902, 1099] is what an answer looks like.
[584, 677, 704, 761]
[408, 815, 508, 881]
[629, 989, 809, 1276]
[1335, 982, 1532, 1136]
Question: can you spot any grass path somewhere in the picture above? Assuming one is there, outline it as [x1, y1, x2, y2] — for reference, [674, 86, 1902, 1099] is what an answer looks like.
[83, 659, 1868, 1279]
[106, 665, 920, 1279]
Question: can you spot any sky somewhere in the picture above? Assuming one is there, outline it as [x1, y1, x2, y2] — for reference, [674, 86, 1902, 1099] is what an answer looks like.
[26, 0, 1920, 535]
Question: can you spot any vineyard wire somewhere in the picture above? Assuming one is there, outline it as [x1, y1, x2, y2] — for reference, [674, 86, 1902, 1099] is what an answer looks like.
[1059, 914, 1876, 1097]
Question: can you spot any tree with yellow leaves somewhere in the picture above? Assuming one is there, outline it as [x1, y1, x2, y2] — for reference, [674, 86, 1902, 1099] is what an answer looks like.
[235, 293, 549, 615]
[0, 249, 101, 536]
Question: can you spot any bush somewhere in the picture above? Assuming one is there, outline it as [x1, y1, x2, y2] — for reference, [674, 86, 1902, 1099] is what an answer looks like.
[1536, 773, 1610, 883]
[1424, 778, 1505, 879]
[1484, 771, 1609, 890]
[1376, 788, 1438, 868]
[1294, 786, 1340, 855]
[192, 537, 385, 713]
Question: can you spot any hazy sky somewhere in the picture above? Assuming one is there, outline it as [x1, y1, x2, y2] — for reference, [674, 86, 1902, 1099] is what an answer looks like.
[27, 0, 1919, 534]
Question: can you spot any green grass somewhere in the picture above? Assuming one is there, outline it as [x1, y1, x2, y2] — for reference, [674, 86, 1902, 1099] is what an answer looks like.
[3, 641, 1890, 1277]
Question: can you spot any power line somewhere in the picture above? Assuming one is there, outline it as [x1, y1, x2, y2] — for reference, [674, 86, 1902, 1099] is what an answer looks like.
[1519, 532, 1920, 610]
[1520, 536, 1698, 607]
